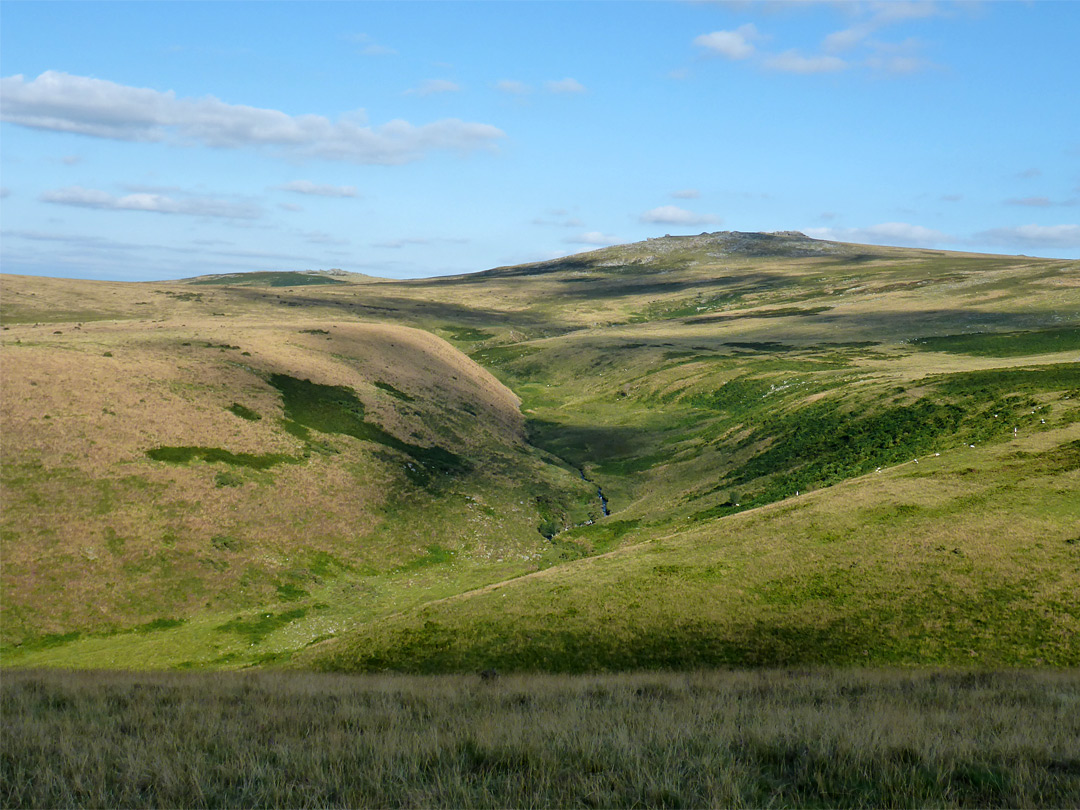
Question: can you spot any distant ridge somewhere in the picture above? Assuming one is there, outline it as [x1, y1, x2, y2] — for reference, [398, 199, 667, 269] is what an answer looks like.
[471, 230, 864, 280]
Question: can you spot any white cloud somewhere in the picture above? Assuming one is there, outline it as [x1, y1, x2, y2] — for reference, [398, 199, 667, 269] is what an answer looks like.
[804, 222, 953, 247]
[671, 189, 701, 199]
[693, 24, 760, 60]
[40, 185, 262, 219]
[824, 1, 940, 53]
[639, 205, 721, 226]
[278, 180, 358, 198]
[565, 231, 621, 246]
[545, 78, 586, 94]
[278, 202, 303, 212]
[1, 71, 504, 165]
[764, 50, 848, 74]
[404, 79, 461, 96]
[976, 224, 1080, 250]
[823, 27, 867, 53]
[495, 80, 531, 94]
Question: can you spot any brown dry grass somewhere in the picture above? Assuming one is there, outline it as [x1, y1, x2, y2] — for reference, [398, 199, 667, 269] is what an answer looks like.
[0, 290, 544, 642]
[3, 667, 1078, 808]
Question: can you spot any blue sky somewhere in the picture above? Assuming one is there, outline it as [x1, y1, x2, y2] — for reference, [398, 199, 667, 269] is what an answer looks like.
[1, 0, 1078, 281]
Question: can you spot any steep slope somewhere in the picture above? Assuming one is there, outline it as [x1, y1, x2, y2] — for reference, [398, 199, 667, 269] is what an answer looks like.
[0, 281, 596, 667]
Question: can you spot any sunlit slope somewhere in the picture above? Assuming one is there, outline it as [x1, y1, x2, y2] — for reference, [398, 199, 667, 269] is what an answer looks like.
[0, 283, 597, 663]
[307, 423, 1080, 672]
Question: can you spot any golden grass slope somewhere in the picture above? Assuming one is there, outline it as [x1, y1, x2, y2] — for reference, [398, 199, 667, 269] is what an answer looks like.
[1, 273, 594, 653]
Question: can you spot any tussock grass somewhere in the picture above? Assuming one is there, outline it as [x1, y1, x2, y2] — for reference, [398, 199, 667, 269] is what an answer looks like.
[3, 668, 1078, 808]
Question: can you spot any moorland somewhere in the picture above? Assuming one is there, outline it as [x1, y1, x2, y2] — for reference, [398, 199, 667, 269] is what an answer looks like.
[2, 230, 1078, 806]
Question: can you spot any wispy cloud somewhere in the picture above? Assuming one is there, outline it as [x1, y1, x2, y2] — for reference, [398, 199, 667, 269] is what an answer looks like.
[343, 33, 397, 56]
[804, 222, 953, 248]
[1016, 168, 1042, 179]
[693, 24, 760, 60]
[0, 187, 10, 199]
[697, 2, 941, 77]
[533, 212, 585, 228]
[371, 236, 469, 249]
[1006, 196, 1078, 207]
[975, 224, 1080, 250]
[1006, 197, 1052, 207]
[404, 79, 461, 96]
[301, 230, 349, 246]
[278, 180, 359, 198]
[545, 78, 587, 94]
[670, 189, 701, 199]
[639, 205, 721, 226]
[764, 50, 848, 74]
[824, 1, 941, 53]
[40, 185, 262, 219]
[1, 71, 504, 165]
[864, 38, 936, 75]
[565, 231, 621, 246]
[495, 79, 531, 95]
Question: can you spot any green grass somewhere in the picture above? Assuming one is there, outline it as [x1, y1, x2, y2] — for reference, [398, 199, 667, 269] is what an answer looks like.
[394, 544, 454, 572]
[269, 373, 468, 479]
[145, 445, 297, 469]
[912, 326, 1080, 356]
[441, 325, 495, 342]
[214, 608, 309, 645]
[226, 402, 261, 421]
[191, 271, 347, 287]
[312, 428, 1080, 673]
[373, 380, 415, 401]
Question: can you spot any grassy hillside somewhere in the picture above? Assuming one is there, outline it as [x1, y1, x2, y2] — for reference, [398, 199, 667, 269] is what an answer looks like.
[2, 231, 1078, 670]
[0, 299, 596, 668]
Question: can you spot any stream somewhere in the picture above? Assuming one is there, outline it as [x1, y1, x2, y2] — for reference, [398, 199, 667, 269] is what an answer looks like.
[579, 468, 610, 517]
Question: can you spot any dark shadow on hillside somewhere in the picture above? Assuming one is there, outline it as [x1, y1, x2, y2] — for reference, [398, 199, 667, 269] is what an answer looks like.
[537, 272, 799, 302]
[526, 418, 666, 472]
[220, 286, 578, 332]
[330, 614, 907, 674]
[648, 308, 1079, 340]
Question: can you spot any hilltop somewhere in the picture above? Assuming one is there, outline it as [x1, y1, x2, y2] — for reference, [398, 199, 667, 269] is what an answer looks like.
[1, 233, 1078, 671]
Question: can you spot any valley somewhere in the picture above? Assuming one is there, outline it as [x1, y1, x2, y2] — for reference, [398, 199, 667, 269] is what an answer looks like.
[2, 232, 1078, 672]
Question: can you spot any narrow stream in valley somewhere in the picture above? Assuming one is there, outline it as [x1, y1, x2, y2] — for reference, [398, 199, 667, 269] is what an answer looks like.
[579, 468, 610, 516]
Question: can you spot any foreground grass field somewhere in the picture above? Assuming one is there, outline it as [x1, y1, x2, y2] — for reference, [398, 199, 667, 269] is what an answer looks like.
[3, 668, 1079, 809]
